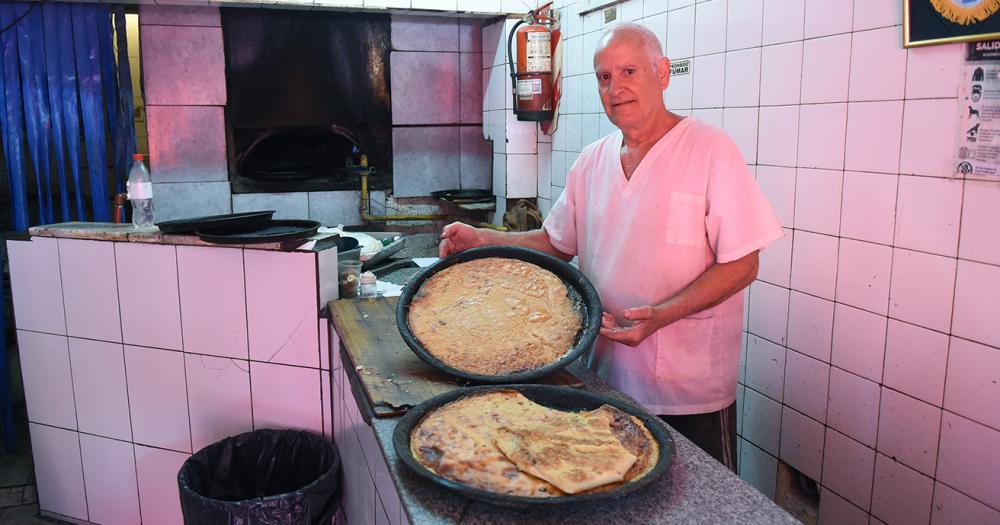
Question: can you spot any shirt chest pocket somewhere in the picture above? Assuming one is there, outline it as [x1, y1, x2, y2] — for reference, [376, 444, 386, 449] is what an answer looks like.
[665, 192, 707, 247]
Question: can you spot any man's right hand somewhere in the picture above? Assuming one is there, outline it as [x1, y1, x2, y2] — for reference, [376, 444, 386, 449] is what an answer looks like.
[438, 222, 483, 257]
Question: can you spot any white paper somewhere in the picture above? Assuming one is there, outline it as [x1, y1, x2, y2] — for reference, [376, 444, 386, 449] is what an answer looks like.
[412, 257, 439, 268]
[376, 280, 404, 297]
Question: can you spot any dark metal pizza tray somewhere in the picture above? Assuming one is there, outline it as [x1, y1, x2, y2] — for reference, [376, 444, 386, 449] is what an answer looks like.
[156, 211, 275, 234]
[197, 219, 321, 245]
[392, 384, 675, 508]
[395, 245, 602, 384]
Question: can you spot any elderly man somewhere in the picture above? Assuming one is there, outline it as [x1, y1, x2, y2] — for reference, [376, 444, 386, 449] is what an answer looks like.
[439, 23, 781, 471]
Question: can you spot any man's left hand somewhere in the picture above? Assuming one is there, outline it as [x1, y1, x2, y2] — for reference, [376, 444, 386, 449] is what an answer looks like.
[599, 306, 663, 347]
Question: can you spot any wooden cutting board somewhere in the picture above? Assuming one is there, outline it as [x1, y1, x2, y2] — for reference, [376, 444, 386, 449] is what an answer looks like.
[329, 297, 583, 418]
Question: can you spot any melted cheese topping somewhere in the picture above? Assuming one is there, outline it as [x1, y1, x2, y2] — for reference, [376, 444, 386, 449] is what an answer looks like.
[410, 390, 659, 498]
[408, 258, 583, 375]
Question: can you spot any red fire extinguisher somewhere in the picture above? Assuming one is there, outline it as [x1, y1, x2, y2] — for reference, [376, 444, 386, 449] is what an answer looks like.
[508, 3, 555, 122]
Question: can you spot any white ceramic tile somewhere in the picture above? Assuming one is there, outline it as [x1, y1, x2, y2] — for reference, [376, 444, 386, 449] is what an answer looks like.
[506, 154, 538, 198]
[666, 5, 695, 58]
[551, 150, 567, 186]
[582, 31, 601, 76]
[849, 27, 906, 101]
[745, 334, 785, 401]
[797, 104, 847, 170]
[29, 423, 87, 521]
[726, 0, 763, 50]
[820, 487, 869, 525]
[125, 345, 191, 452]
[794, 168, 843, 235]
[691, 52, 726, 109]
[135, 444, 188, 525]
[871, 453, 934, 525]
[789, 230, 838, 300]
[779, 406, 824, 481]
[881, 320, 948, 407]
[747, 281, 789, 345]
[831, 303, 887, 383]
[822, 427, 876, 510]
[245, 250, 318, 368]
[80, 434, 140, 525]
[757, 105, 799, 167]
[177, 246, 248, 359]
[665, 65, 694, 110]
[952, 260, 1000, 348]
[783, 348, 830, 422]
[936, 412, 1000, 509]
[895, 176, 963, 256]
[185, 354, 252, 451]
[876, 388, 941, 476]
[960, 180, 1000, 266]
[803, 0, 852, 38]
[906, 43, 962, 99]
[668, 0, 695, 9]
[739, 439, 778, 499]
[694, 0, 727, 56]
[828, 367, 881, 447]
[758, 228, 792, 287]
[759, 42, 802, 106]
[786, 291, 834, 362]
[801, 33, 851, 104]
[506, 112, 538, 154]
[900, 99, 959, 178]
[116, 243, 181, 350]
[888, 249, 956, 333]
[7, 237, 65, 335]
[580, 113, 601, 148]
[621, 0, 643, 21]
[944, 337, 1000, 430]
[931, 481, 1000, 525]
[742, 386, 782, 455]
[844, 101, 903, 175]
[322, 368, 333, 439]
[840, 171, 897, 245]
[16, 331, 76, 429]
[756, 166, 795, 227]
[691, 108, 724, 128]
[722, 107, 758, 163]
[852, 0, 899, 31]
[250, 362, 322, 434]
[836, 239, 893, 316]
[69, 338, 131, 441]
[761, 0, 805, 45]
[723, 48, 761, 108]
[582, 74, 600, 116]
[59, 239, 121, 342]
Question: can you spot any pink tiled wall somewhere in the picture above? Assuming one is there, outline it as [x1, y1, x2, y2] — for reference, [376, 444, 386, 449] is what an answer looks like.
[547, 0, 999, 523]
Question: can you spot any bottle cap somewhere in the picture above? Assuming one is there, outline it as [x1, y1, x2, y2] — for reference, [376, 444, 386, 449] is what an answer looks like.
[133, 153, 144, 161]
[360, 271, 376, 284]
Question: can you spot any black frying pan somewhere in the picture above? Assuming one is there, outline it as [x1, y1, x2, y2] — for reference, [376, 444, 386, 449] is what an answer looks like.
[392, 384, 675, 508]
[395, 246, 602, 383]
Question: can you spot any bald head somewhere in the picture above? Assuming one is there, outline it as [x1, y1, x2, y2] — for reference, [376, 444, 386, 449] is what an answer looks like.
[593, 23, 664, 69]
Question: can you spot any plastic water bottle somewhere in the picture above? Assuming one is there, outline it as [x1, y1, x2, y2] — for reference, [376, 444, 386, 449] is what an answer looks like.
[127, 153, 154, 228]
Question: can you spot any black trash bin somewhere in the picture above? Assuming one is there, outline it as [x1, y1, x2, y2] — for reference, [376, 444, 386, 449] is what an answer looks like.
[178, 429, 341, 525]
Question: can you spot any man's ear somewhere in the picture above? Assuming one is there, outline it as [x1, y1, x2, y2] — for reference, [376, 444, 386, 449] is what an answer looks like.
[658, 57, 671, 90]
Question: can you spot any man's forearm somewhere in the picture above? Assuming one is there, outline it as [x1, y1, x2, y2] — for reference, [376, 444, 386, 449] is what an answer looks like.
[477, 228, 573, 261]
[653, 251, 759, 327]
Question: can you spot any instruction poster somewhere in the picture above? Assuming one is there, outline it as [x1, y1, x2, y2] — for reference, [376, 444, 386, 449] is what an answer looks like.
[955, 39, 1000, 178]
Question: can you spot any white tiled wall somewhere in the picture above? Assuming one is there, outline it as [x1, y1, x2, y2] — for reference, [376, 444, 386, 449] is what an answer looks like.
[545, 0, 998, 523]
[7, 238, 336, 524]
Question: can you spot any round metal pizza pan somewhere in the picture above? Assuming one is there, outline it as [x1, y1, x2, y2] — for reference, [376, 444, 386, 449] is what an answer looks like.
[392, 384, 675, 508]
[395, 245, 602, 384]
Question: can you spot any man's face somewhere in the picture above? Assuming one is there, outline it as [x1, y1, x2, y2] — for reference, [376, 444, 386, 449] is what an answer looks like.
[594, 36, 669, 130]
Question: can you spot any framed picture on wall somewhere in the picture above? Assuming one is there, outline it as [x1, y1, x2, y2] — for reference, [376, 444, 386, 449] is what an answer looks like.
[905, 0, 1000, 47]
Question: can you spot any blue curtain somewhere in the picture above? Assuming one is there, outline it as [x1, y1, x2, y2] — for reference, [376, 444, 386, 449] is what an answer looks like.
[0, 2, 137, 451]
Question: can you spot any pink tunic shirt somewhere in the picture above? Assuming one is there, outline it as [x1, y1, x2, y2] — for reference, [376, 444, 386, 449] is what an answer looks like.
[543, 118, 782, 415]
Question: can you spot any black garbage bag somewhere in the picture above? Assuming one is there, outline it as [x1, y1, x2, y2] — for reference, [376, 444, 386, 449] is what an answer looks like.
[178, 429, 341, 525]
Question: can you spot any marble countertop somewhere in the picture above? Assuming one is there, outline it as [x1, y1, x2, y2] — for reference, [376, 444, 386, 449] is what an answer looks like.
[350, 362, 800, 525]
[25, 221, 333, 252]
